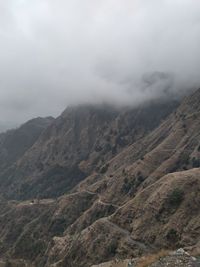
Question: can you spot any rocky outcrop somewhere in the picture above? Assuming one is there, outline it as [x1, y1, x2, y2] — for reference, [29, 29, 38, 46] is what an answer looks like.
[91, 249, 200, 267]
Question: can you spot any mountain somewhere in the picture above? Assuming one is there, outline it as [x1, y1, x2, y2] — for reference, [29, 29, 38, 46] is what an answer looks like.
[0, 90, 200, 267]
[44, 89, 200, 266]
[0, 117, 54, 173]
[0, 101, 177, 200]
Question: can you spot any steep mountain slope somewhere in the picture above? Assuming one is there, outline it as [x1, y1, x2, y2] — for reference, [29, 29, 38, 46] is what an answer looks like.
[44, 89, 200, 267]
[0, 90, 200, 267]
[43, 169, 199, 267]
[0, 117, 54, 172]
[0, 191, 97, 266]
[0, 101, 177, 200]
[77, 89, 200, 205]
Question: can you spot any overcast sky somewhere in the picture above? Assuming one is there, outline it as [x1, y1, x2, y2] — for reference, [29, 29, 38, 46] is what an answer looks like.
[0, 0, 200, 130]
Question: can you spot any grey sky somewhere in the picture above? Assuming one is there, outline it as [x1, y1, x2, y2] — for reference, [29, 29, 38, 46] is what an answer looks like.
[0, 0, 200, 130]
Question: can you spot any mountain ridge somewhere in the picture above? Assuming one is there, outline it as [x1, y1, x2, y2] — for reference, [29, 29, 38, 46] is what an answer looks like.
[0, 99, 177, 200]
[0, 90, 200, 267]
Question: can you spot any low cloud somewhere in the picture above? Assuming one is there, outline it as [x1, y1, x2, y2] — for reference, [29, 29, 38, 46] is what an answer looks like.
[0, 0, 200, 130]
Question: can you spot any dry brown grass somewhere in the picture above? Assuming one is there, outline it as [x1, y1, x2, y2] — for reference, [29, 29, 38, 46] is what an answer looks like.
[190, 248, 200, 257]
[136, 250, 170, 267]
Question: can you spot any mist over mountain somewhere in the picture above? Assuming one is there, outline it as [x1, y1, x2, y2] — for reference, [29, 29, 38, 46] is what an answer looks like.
[0, 88, 199, 267]
[0, 2, 200, 266]
[0, 0, 200, 129]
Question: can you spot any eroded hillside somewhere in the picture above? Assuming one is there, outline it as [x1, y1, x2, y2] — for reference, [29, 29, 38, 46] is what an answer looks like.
[0, 101, 176, 200]
[0, 90, 200, 267]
